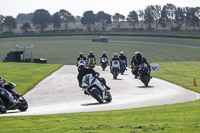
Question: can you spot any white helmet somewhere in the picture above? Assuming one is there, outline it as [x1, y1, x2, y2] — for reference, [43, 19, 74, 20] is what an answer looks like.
[120, 51, 124, 55]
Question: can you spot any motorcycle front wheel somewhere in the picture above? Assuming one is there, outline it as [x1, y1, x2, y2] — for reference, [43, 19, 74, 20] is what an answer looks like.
[18, 96, 28, 112]
[90, 89, 103, 103]
[105, 92, 112, 102]
[141, 75, 150, 87]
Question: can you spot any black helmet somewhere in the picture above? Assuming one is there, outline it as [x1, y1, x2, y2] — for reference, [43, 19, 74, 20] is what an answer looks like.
[78, 65, 86, 72]
[135, 52, 143, 63]
[0, 77, 6, 84]
[90, 51, 93, 55]
[79, 52, 83, 58]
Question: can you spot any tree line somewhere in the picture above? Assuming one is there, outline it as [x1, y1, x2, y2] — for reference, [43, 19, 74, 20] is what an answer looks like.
[0, 3, 200, 34]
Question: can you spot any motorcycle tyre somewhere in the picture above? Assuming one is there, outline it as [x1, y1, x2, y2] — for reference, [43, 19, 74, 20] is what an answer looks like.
[0, 105, 7, 114]
[105, 92, 112, 102]
[18, 97, 28, 112]
[113, 74, 117, 79]
[142, 75, 150, 87]
[90, 89, 103, 103]
[121, 68, 125, 75]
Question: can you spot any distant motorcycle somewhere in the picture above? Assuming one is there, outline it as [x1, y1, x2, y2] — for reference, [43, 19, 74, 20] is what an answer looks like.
[0, 82, 28, 114]
[138, 66, 151, 86]
[120, 60, 126, 75]
[111, 60, 120, 79]
[82, 74, 112, 103]
[87, 58, 95, 69]
[100, 57, 108, 71]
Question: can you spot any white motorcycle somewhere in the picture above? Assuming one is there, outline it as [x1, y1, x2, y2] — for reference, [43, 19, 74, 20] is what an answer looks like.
[101, 57, 108, 71]
[76, 59, 87, 67]
[82, 74, 112, 103]
[111, 60, 120, 79]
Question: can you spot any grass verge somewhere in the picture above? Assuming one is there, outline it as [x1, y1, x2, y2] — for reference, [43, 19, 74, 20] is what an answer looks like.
[151, 61, 200, 93]
[0, 62, 63, 94]
[0, 62, 200, 133]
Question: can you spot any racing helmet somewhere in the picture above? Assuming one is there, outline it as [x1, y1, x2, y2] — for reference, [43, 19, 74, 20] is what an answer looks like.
[0, 77, 6, 84]
[78, 64, 86, 72]
[113, 53, 118, 58]
[120, 51, 124, 56]
[90, 51, 93, 55]
[135, 52, 143, 63]
[102, 51, 106, 56]
[79, 52, 83, 58]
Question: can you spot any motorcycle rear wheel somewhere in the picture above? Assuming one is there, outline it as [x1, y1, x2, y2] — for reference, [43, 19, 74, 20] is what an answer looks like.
[0, 106, 7, 113]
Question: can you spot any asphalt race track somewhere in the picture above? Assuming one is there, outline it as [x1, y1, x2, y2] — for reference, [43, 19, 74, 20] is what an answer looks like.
[1, 65, 200, 116]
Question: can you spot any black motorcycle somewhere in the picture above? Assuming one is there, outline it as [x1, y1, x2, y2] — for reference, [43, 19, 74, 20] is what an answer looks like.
[138, 66, 151, 86]
[0, 82, 28, 114]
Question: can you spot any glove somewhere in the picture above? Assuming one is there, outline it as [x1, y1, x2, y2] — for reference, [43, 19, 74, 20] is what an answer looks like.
[95, 72, 100, 78]
[14, 94, 20, 99]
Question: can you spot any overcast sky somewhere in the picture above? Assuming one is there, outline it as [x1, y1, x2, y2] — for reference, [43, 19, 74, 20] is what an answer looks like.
[1, 0, 199, 17]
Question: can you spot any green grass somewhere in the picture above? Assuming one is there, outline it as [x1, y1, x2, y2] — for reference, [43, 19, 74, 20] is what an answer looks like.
[0, 62, 62, 94]
[151, 62, 200, 93]
[0, 36, 200, 64]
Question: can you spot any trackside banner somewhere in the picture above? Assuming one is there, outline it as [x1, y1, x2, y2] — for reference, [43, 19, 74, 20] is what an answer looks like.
[150, 65, 160, 71]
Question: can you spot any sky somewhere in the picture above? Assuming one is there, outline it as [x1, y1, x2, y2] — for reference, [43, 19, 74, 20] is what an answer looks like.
[0, 0, 199, 18]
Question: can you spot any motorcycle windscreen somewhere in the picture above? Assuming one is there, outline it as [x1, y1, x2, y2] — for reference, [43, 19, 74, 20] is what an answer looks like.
[112, 60, 120, 68]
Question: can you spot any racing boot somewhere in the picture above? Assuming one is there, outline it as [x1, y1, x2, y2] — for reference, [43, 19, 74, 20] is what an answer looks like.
[8, 101, 21, 110]
[105, 85, 111, 90]
[84, 90, 89, 95]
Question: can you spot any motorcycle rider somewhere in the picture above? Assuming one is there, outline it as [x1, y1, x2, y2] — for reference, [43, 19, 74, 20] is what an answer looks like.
[76, 52, 87, 67]
[110, 53, 121, 72]
[87, 51, 96, 63]
[77, 65, 111, 94]
[77, 52, 87, 61]
[119, 51, 127, 69]
[100, 51, 109, 64]
[0, 77, 21, 109]
[131, 51, 151, 78]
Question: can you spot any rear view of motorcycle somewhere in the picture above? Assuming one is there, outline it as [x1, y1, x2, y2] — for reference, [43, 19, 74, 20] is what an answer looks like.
[0, 80, 28, 114]
[101, 57, 108, 71]
[138, 66, 151, 86]
[87, 58, 96, 69]
[76, 59, 87, 67]
[111, 60, 120, 79]
[120, 60, 126, 75]
[82, 74, 112, 103]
